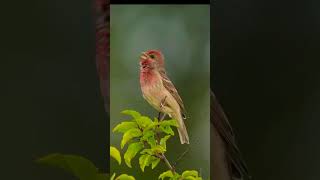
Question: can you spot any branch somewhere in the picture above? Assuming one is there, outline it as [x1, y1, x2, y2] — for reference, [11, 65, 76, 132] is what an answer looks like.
[159, 153, 175, 174]
[156, 112, 176, 174]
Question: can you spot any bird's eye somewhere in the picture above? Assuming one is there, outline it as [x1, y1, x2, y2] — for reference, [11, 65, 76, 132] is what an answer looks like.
[149, 54, 155, 59]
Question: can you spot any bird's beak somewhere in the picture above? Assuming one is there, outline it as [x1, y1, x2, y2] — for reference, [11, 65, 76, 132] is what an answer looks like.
[140, 52, 148, 60]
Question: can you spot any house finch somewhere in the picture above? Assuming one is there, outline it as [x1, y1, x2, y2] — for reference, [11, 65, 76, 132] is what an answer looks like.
[211, 91, 250, 180]
[139, 50, 189, 144]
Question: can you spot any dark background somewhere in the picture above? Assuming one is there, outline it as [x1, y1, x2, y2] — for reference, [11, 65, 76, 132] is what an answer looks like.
[212, 0, 320, 180]
[2, 0, 107, 180]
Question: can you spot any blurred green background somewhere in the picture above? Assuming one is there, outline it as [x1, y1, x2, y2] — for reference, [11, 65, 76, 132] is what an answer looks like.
[110, 5, 210, 179]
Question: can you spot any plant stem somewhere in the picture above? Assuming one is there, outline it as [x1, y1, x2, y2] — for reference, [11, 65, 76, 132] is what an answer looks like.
[156, 112, 176, 174]
[159, 153, 175, 174]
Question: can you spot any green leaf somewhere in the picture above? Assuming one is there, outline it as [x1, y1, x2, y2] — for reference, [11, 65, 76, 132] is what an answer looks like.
[139, 154, 152, 172]
[159, 125, 174, 135]
[141, 130, 157, 147]
[173, 173, 182, 180]
[121, 128, 142, 149]
[158, 170, 174, 180]
[124, 142, 143, 168]
[151, 158, 161, 169]
[113, 122, 138, 133]
[143, 121, 158, 132]
[147, 138, 157, 148]
[110, 146, 121, 165]
[183, 177, 203, 180]
[140, 149, 153, 155]
[115, 174, 136, 180]
[36, 153, 98, 180]
[183, 177, 196, 180]
[121, 110, 141, 119]
[151, 145, 166, 154]
[110, 173, 116, 180]
[142, 129, 155, 139]
[160, 135, 171, 150]
[136, 116, 153, 128]
[182, 170, 199, 178]
[154, 117, 159, 123]
[159, 120, 179, 127]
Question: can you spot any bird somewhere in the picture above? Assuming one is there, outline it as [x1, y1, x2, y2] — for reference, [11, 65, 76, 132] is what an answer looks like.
[139, 49, 189, 144]
[211, 91, 251, 180]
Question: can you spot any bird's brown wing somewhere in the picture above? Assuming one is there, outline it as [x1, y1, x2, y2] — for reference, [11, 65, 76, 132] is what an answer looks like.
[159, 70, 187, 118]
[211, 91, 250, 179]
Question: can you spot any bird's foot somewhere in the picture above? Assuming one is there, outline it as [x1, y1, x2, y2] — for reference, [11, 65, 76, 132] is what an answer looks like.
[157, 112, 167, 122]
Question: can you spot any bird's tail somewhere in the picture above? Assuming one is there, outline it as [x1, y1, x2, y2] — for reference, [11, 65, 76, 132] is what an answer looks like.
[175, 114, 189, 144]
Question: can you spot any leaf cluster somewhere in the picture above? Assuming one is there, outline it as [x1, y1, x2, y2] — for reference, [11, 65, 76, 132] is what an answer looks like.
[112, 110, 178, 171]
[159, 170, 203, 180]
[110, 110, 204, 180]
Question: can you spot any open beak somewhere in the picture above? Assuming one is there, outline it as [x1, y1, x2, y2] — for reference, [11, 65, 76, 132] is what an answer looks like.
[140, 52, 148, 60]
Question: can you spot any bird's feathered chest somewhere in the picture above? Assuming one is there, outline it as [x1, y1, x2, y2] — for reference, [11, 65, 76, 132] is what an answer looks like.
[139, 67, 183, 119]
[140, 69, 162, 88]
[140, 70, 166, 110]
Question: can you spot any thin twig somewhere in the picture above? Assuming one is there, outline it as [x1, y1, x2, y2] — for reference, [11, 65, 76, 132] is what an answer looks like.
[156, 111, 175, 174]
[159, 153, 175, 174]
[155, 97, 177, 174]
[173, 145, 190, 167]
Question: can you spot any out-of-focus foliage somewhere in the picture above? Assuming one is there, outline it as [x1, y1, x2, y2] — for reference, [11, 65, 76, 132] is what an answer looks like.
[36, 154, 108, 180]
[111, 5, 210, 179]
